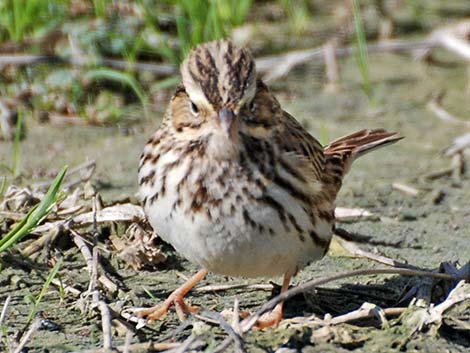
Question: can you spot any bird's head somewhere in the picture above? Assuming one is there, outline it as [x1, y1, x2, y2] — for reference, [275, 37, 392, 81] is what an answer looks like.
[170, 40, 257, 159]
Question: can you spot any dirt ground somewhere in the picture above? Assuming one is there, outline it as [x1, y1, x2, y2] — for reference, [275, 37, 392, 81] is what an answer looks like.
[1, 40, 470, 352]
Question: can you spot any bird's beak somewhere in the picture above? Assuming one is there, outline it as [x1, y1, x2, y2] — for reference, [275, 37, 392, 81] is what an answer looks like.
[218, 107, 235, 137]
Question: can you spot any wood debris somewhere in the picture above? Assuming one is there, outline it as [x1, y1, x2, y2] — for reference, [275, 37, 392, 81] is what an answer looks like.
[392, 183, 420, 196]
[428, 20, 470, 61]
[444, 133, 470, 156]
[111, 223, 167, 270]
[427, 91, 470, 127]
[335, 207, 375, 222]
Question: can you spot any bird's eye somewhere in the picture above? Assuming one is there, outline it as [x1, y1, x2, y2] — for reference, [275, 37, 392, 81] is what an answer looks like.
[190, 101, 199, 115]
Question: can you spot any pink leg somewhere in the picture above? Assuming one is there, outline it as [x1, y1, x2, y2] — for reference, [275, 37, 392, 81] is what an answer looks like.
[138, 269, 208, 322]
[256, 272, 292, 329]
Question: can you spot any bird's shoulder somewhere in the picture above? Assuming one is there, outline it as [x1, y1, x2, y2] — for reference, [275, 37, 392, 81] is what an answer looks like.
[253, 80, 325, 176]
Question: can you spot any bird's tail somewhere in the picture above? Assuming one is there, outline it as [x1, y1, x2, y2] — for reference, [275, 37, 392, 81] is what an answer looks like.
[323, 129, 402, 196]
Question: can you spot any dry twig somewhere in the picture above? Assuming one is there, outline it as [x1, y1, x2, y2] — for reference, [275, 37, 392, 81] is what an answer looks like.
[406, 280, 470, 334]
[257, 39, 435, 82]
[0, 38, 436, 84]
[428, 20, 470, 60]
[32, 160, 96, 191]
[324, 39, 341, 93]
[423, 167, 454, 180]
[195, 283, 273, 293]
[99, 301, 113, 351]
[12, 319, 41, 353]
[329, 304, 405, 326]
[281, 304, 406, 330]
[0, 296, 11, 341]
[199, 309, 246, 353]
[71, 230, 94, 273]
[0, 54, 176, 76]
[392, 183, 419, 196]
[444, 133, 470, 156]
[22, 226, 63, 258]
[427, 92, 470, 127]
[34, 203, 144, 234]
[333, 233, 418, 270]
[212, 268, 461, 352]
[335, 207, 375, 222]
[171, 334, 200, 353]
[232, 298, 242, 336]
[123, 330, 133, 353]
[51, 278, 81, 296]
[82, 341, 181, 353]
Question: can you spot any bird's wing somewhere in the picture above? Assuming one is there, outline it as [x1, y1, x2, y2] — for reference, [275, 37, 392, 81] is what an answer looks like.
[276, 110, 326, 183]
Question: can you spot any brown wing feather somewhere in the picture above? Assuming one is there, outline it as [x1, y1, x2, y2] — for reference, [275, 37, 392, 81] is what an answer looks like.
[254, 82, 401, 204]
[323, 129, 403, 197]
[277, 111, 326, 181]
[249, 80, 326, 184]
[325, 129, 401, 158]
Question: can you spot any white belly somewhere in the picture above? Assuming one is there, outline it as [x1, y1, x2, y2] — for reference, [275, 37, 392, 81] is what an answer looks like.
[139, 150, 332, 278]
[148, 199, 326, 278]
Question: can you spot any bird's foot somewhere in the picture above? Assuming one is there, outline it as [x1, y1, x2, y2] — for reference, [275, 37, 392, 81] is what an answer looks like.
[137, 269, 208, 322]
[255, 304, 283, 330]
[137, 289, 200, 322]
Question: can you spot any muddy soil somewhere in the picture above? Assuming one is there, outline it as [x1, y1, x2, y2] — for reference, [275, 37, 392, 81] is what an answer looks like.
[1, 46, 470, 352]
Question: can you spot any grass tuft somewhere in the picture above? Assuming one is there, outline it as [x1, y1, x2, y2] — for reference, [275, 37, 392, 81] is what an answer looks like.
[174, 0, 252, 60]
[0, 0, 65, 42]
[84, 68, 149, 117]
[279, 0, 311, 35]
[0, 166, 67, 254]
[92, 0, 110, 18]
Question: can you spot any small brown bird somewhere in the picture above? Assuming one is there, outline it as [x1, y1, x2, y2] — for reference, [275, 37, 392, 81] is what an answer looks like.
[138, 40, 401, 327]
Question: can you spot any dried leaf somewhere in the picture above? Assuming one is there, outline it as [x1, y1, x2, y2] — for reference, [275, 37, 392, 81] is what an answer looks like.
[111, 223, 166, 270]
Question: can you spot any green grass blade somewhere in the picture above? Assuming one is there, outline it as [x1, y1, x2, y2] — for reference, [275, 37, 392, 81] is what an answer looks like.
[27, 257, 63, 324]
[279, 0, 310, 34]
[2, 0, 64, 42]
[351, 0, 372, 101]
[233, 0, 253, 26]
[142, 286, 157, 300]
[92, 0, 108, 18]
[0, 176, 7, 198]
[175, 11, 191, 60]
[0, 166, 67, 253]
[13, 0, 21, 41]
[0, 205, 33, 252]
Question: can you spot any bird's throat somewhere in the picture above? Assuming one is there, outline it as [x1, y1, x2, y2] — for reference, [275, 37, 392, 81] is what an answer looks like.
[207, 131, 240, 161]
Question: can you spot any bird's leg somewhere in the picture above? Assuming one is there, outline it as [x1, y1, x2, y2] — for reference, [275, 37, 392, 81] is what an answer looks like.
[256, 271, 292, 329]
[138, 269, 208, 322]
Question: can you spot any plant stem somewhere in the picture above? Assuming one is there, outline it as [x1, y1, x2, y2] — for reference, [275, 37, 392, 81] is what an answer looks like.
[352, 0, 372, 101]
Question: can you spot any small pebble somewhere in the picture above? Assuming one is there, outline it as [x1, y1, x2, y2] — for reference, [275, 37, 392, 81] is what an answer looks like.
[10, 274, 26, 288]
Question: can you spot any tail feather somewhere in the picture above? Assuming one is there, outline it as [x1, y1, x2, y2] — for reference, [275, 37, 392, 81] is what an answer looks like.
[323, 129, 402, 195]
